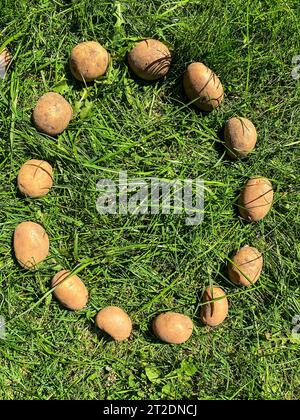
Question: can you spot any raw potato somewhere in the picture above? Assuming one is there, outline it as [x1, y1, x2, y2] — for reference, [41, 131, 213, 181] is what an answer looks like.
[96, 306, 132, 341]
[228, 246, 263, 287]
[52, 270, 88, 310]
[70, 41, 109, 82]
[152, 312, 193, 344]
[17, 159, 53, 198]
[14, 221, 49, 269]
[201, 286, 228, 327]
[239, 177, 273, 222]
[183, 62, 224, 111]
[224, 117, 257, 158]
[33, 92, 73, 136]
[128, 39, 171, 81]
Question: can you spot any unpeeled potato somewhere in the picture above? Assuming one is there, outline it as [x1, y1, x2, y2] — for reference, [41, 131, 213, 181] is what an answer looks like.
[14, 221, 49, 269]
[228, 246, 263, 286]
[183, 62, 224, 111]
[127, 39, 171, 81]
[224, 117, 257, 158]
[17, 159, 53, 198]
[152, 312, 193, 344]
[96, 306, 132, 341]
[201, 286, 228, 327]
[239, 177, 273, 222]
[52, 270, 88, 310]
[70, 41, 109, 82]
[32, 92, 73, 136]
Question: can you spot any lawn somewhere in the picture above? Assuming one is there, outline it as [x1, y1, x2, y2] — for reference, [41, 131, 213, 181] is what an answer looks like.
[0, 0, 299, 400]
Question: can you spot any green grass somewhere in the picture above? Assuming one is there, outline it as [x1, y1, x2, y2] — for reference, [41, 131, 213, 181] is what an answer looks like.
[0, 0, 300, 400]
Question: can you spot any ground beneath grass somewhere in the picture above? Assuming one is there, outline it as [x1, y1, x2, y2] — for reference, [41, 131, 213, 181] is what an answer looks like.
[0, 0, 299, 400]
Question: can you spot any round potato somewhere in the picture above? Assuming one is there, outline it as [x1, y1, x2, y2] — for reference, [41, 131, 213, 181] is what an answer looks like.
[70, 41, 109, 82]
[14, 221, 49, 269]
[228, 246, 263, 286]
[17, 159, 53, 198]
[52, 270, 88, 310]
[32, 92, 73, 136]
[152, 312, 193, 344]
[127, 39, 171, 81]
[239, 177, 273, 222]
[96, 306, 132, 341]
[183, 62, 224, 111]
[201, 286, 228, 327]
[224, 117, 257, 158]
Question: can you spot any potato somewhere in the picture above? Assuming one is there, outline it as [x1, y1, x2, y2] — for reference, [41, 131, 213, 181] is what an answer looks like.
[33, 92, 73, 136]
[52, 270, 88, 310]
[17, 159, 53, 198]
[152, 312, 193, 344]
[14, 221, 49, 269]
[201, 286, 228, 327]
[96, 306, 132, 341]
[228, 246, 263, 287]
[183, 62, 224, 111]
[127, 39, 171, 81]
[70, 41, 109, 82]
[224, 117, 257, 158]
[239, 177, 273, 222]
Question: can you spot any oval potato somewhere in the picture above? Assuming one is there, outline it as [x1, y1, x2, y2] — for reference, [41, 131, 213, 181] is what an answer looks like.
[33, 92, 73, 136]
[201, 286, 228, 327]
[17, 159, 53, 198]
[70, 41, 109, 82]
[239, 177, 273, 222]
[224, 117, 257, 158]
[183, 62, 224, 111]
[228, 246, 263, 286]
[52, 270, 88, 310]
[152, 312, 193, 344]
[128, 39, 171, 81]
[96, 306, 132, 341]
[14, 221, 49, 269]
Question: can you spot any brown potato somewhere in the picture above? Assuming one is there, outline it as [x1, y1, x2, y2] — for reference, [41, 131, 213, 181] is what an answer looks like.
[32, 92, 73, 136]
[70, 41, 109, 82]
[238, 177, 273, 222]
[128, 39, 171, 81]
[14, 221, 49, 269]
[183, 62, 224, 111]
[228, 246, 263, 287]
[224, 117, 257, 158]
[17, 159, 53, 198]
[52, 270, 88, 310]
[96, 306, 132, 341]
[201, 286, 228, 327]
[152, 312, 193, 344]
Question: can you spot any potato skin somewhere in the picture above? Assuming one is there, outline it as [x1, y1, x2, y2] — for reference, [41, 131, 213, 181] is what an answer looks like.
[224, 117, 257, 158]
[70, 41, 109, 82]
[152, 312, 193, 344]
[201, 286, 228, 327]
[17, 159, 53, 198]
[52, 270, 88, 310]
[239, 177, 273, 222]
[33, 92, 73, 136]
[128, 39, 171, 81]
[183, 62, 224, 111]
[228, 246, 263, 287]
[14, 221, 49, 269]
[96, 306, 132, 341]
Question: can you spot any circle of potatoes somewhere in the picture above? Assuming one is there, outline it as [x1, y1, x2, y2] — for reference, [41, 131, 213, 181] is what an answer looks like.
[9, 37, 275, 344]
